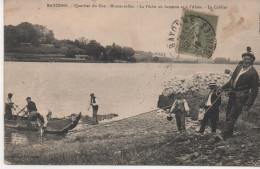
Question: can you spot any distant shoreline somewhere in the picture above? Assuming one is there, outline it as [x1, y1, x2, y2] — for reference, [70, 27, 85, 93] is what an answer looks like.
[4, 60, 248, 65]
[6, 53, 260, 65]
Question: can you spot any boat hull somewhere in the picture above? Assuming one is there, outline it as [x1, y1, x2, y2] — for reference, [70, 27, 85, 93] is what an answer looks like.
[4, 113, 81, 134]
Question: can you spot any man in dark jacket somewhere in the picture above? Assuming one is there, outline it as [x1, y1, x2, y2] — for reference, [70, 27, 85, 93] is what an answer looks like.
[199, 82, 221, 134]
[5, 93, 17, 120]
[20, 97, 38, 121]
[218, 47, 259, 140]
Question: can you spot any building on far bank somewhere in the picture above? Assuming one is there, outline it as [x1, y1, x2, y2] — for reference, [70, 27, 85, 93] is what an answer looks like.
[75, 55, 90, 60]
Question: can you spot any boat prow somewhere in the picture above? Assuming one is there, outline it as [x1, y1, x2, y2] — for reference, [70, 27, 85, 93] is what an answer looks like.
[45, 112, 81, 134]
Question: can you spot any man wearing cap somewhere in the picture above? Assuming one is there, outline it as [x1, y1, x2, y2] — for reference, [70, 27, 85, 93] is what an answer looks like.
[88, 93, 99, 125]
[198, 83, 221, 134]
[217, 47, 259, 140]
[5, 93, 17, 120]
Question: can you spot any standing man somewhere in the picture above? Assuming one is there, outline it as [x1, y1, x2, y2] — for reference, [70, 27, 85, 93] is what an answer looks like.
[198, 83, 221, 134]
[38, 109, 53, 128]
[19, 97, 38, 121]
[5, 93, 17, 120]
[170, 92, 190, 133]
[217, 47, 259, 140]
[88, 93, 99, 125]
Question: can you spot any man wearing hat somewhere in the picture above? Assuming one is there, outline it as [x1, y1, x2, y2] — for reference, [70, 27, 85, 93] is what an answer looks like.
[5, 93, 17, 120]
[88, 93, 99, 125]
[217, 47, 259, 140]
[198, 82, 221, 134]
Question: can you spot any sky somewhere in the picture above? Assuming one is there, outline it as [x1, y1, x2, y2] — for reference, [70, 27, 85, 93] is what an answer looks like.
[4, 0, 260, 60]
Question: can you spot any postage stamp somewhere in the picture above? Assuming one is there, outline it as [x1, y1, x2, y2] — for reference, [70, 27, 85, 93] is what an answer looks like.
[176, 9, 218, 58]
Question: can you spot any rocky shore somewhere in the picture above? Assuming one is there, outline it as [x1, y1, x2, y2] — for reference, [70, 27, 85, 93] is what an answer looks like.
[161, 72, 230, 96]
[158, 72, 230, 119]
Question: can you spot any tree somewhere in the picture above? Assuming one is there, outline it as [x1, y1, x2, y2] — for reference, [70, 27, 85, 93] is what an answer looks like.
[152, 56, 160, 62]
[16, 22, 40, 45]
[53, 40, 61, 48]
[65, 47, 76, 58]
[74, 39, 81, 48]
[123, 47, 135, 60]
[45, 30, 55, 44]
[4, 25, 18, 48]
[105, 45, 114, 62]
[105, 43, 135, 62]
[34, 24, 55, 44]
[4, 22, 56, 48]
[85, 40, 106, 59]
[77, 37, 88, 44]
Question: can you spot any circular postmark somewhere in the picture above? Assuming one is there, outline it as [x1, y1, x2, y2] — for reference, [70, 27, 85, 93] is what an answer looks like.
[166, 19, 181, 58]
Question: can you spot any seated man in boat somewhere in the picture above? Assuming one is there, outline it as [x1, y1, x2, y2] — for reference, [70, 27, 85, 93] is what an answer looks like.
[5, 93, 17, 120]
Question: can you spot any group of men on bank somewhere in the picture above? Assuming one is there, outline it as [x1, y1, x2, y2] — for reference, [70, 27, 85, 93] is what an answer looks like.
[169, 47, 259, 141]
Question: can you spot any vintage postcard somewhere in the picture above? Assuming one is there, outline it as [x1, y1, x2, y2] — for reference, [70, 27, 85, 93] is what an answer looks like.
[3, 0, 260, 166]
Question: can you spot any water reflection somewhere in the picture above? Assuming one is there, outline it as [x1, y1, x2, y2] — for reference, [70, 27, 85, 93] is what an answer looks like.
[5, 128, 66, 145]
[11, 133, 29, 145]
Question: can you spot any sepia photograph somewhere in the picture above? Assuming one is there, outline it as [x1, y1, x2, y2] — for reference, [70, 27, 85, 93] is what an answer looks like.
[3, 0, 260, 166]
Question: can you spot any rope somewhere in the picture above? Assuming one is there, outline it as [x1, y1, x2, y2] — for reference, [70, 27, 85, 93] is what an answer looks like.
[129, 133, 183, 164]
[129, 123, 194, 165]
[69, 105, 172, 133]
[203, 92, 222, 114]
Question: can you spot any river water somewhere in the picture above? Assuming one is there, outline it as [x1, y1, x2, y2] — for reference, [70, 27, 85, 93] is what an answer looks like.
[4, 62, 260, 145]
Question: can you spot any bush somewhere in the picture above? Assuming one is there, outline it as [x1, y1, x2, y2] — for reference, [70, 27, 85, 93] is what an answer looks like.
[53, 41, 61, 48]
[65, 47, 76, 58]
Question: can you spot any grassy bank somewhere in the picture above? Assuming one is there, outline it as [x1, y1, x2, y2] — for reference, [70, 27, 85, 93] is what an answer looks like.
[5, 91, 260, 165]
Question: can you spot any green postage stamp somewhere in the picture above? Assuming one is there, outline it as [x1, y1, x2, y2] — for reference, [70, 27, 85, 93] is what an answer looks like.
[177, 9, 218, 58]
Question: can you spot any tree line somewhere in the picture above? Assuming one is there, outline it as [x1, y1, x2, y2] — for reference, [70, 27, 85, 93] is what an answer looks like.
[5, 22, 55, 47]
[4, 22, 136, 62]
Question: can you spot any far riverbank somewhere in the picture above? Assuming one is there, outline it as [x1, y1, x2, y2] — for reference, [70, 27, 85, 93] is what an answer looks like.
[5, 53, 251, 64]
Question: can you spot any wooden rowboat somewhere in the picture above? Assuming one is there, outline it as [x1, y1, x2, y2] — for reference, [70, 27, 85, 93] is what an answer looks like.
[4, 113, 81, 134]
